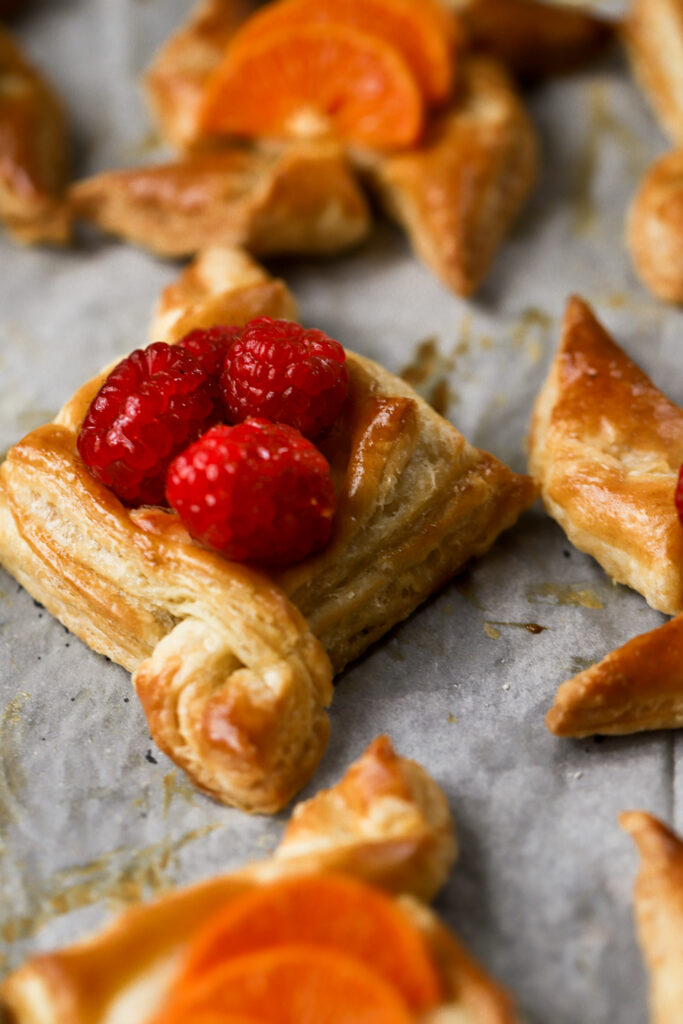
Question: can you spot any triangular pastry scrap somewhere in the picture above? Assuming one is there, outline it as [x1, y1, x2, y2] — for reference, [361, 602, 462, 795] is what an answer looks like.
[70, 141, 371, 259]
[0, 736, 522, 1024]
[0, 256, 537, 812]
[621, 811, 683, 1024]
[362, 56, 539, 297]
[528, 296, 683, 616]
[623, 0, 683, 148]
[0, 26, 71, 243]
[628, 149, 683, 305]
[447, 0, 614, 80]
[547, 612, 683, 737]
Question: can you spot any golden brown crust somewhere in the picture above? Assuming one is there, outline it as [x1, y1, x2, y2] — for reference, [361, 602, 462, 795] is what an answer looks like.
[528, 296, 683, 616]
[623, 0, 683, 147]
[450, 0, 614, 79]
[0, 26, 71, 243]
[0, 737, 518, 1024]
[547, 612, 683, 737]
[70, 142, 371, 259]
[621, 811, 683, 1024]
[0, 260, 536, 811]
[628, 149, 683, 304]
[362, 57, 539, 297]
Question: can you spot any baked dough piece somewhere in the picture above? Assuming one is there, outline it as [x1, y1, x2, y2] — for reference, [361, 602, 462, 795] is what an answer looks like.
[628, 149, 683, 304]
[144, 0, 248, 151]
[448, 0, 614, 79]
[528, 296, 683, 616]
[621, 811, 683, 1024]
[0, 736, 521, 1024]
[0, 26, 70, 243]
[362, 57, 539, 297]
[623, 0, 683, 148]
[547, 612, 683, 737]
[0, 260, 536, 813]
[70, 142, 371, 258]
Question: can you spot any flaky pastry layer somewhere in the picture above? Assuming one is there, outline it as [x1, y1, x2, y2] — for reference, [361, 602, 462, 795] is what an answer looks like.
[0, 737, 520, 1024]
[628, 149, 683, 304]
[528, 296, 683, 616]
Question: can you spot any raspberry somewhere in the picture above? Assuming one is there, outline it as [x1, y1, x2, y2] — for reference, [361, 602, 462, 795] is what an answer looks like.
[676, 464, 683, 526]
[166, 419, 336, 565]
[221, 317, 348, 438]
[77, 342, 218, 506]
[176, 325, 242, 379]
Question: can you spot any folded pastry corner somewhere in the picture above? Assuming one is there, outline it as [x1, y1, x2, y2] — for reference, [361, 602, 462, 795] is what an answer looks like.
[363, 56, 539, 297]
[620, 810, 683, 1024]
[450, 0, 615, 79]
[628, 149, 683, 304]
[0, 736, 522, 1024]
[528, 295, 683, 616]
[547, 612, 683, 737]
[0, 26, 71, 244]
[623, 0, 683, 147]
[70, 141, 371, 259]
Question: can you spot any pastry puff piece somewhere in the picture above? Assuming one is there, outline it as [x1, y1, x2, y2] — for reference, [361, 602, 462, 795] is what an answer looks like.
[69, 142, 371, 259]
[0, 256, 536, 812]
[528, 296, 683, 616]
[362, 57, 539, 298]
[0, 26, 70, 243]
[547, 612, 683, 737]
[621, 811, 683, 1024]
[0, 737, 521, 1024]
[623, 0, 683, 148]
[447, 0, 614, 80]
[628, 150, 683, 304]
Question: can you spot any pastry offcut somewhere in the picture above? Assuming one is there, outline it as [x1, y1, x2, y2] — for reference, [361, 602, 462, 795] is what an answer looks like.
[0, 252, 537, 813]
[628, 149, 683, 304]
[623, 0, 683, 148]
[621, 811, 683, 1024]
[0, 736, 521, 1024]
[528, 296, 683, 616]
[0, 26, 71, 243]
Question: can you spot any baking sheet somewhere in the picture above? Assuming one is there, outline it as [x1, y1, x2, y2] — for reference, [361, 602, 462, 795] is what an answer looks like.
[0, 2, 680, 1020]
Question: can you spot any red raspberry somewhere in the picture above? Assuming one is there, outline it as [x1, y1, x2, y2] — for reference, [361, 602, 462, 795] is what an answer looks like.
[676, 464, 683, 526]
[166, 419, 336, 565]
[77, 343, 218, 506]
[221, 317, 348, 438]
[176, 325, 242, 379]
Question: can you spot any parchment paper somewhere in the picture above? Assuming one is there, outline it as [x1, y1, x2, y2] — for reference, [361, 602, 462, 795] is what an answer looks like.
[1, 2, 680, 1021]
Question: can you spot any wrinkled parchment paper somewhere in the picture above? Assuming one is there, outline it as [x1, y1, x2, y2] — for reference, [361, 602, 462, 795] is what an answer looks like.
[1, 2, 680, 1021]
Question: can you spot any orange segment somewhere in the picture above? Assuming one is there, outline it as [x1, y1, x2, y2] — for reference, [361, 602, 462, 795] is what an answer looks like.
[157, 945, 414, 1024]
[175, 873, 442, 1012]
[224, 0, 458, 103]
[200, 23, 424, 150]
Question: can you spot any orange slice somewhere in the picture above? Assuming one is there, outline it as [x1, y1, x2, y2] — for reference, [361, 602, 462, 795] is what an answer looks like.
[176, 874, 442, 1012]
[157, 945, 414, 1024]
[223, 0, 458, 103]
[200, 23, 424, 150]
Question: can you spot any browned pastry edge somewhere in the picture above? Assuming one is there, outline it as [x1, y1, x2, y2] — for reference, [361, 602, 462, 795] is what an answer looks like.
[622, 0, 683, 148]
[621, 811, 683, 1024]
[0, 25, 71, 243]
[528, 295, 683, 616]
[69, 142, 371, 259]
[547, 612, 683, 737]
[628, 149, 683, 304]
[0, 737, 520, 1024]
[360, 56, 539, 297]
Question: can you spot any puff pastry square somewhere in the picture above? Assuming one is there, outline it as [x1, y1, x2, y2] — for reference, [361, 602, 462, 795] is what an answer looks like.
[0, 736, 521, 1024]
[0, 26, 71, 243]
[623, 0, 683, 148]
[621, 811, 683, 1024]
[547, 612, 683, 737]
[362, 56, 539, 297]
[70, 141, 371, 258]
[628, 149, 683, 305]
[528, 295, 683, 616]
[0, 253, 536, 813]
